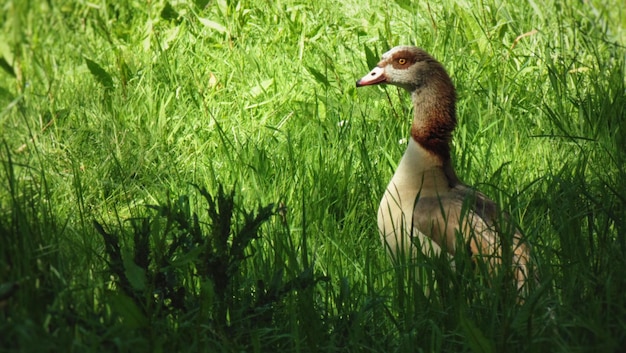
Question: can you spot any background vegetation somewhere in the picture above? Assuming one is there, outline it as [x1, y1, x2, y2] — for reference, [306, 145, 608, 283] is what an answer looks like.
[1, 0, 625, 351]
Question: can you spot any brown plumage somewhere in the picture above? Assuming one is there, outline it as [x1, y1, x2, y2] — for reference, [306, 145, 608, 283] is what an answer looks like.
[356, 46, 531, 293]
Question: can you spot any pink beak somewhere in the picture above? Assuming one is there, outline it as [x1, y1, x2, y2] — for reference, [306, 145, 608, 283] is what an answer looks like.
[356, 66, 387, 87]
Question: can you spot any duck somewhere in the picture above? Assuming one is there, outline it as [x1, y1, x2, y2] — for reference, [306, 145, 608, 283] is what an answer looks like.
[356, 46, 530, 293]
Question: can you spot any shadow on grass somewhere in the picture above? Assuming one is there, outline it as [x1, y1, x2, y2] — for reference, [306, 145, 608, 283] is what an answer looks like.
[92, 184, 330, 349]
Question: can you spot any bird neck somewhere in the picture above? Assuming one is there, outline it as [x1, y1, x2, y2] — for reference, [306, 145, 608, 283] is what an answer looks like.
[408, 80, 459, 188]
[392, 138, 459, 195]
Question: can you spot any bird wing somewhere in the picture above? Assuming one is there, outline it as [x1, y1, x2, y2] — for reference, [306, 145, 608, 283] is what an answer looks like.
[412, 185, 531, 290]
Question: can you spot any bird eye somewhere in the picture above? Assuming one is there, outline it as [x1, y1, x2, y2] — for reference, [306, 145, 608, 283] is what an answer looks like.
[398, 58, 407, 65]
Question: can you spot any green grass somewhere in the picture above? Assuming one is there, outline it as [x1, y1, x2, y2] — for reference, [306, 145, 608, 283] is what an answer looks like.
[1, 0, 625, 351]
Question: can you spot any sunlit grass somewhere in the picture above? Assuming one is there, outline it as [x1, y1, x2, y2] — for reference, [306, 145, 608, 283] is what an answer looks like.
[1, 0, 625, 351]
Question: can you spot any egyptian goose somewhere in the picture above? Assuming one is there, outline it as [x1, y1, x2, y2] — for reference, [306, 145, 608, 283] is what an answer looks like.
[356, 46, 530, 293]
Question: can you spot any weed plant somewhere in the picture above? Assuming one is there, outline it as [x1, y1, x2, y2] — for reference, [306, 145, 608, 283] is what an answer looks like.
[1, 0, 625, 352]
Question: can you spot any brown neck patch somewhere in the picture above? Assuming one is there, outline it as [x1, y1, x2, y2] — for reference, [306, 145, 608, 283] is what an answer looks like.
[410, 70, 459, 186]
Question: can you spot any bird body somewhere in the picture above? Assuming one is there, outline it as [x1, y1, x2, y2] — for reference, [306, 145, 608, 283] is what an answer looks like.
[356, 46, 530, 292]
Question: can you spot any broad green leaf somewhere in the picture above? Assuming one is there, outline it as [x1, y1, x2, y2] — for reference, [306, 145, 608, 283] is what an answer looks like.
[305, 66, 330, 87]
[249, 78, 274, 98]
[364, 45, 378, 69]
[393, 0, 413, 12]
[0, 57, 15, 77]
[123, 248, 146, 291]
[160, 1, 179, 21]
[198, 17, 227, 34]
[110, 293, 148, 329]
[460, 312, 495, 353]
[84, 58, 113, 90]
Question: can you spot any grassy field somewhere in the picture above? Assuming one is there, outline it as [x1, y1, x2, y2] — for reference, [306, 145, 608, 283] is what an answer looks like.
[1, 0, 625, 351]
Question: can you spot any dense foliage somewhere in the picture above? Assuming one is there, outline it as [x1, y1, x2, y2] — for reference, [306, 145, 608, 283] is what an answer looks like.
[1, 0, 624, 352]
